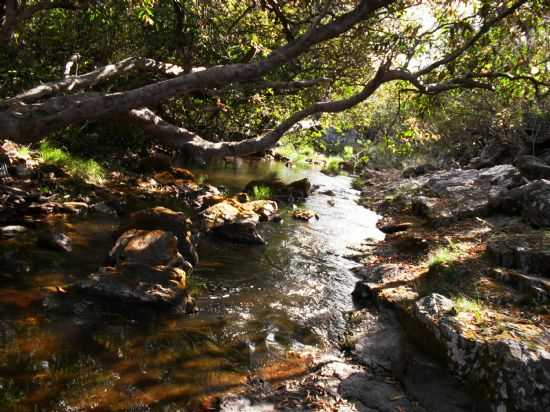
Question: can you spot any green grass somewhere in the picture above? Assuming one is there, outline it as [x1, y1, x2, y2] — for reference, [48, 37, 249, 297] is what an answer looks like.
[452, 295, 484, 322]
[321, 156, 344, 175]
[38, 141, 104, 183]
[14, 144, 31, 158]
[250, 184, 273, 200]
[427, 241, 467, 268]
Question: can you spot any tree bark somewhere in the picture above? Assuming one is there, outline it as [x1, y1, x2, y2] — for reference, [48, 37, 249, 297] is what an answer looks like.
[0, 0, 394, 141]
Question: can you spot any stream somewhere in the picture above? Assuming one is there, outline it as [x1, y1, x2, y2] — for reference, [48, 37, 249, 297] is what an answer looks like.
[0, 159, 469, 411]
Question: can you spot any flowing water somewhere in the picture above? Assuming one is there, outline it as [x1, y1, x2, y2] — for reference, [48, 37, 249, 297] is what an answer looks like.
[0, 160, 384, 411]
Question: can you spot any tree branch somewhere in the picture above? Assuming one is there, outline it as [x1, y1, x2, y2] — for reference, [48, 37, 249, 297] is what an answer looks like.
[0, 0, 395, 140]
[415, 0, 529, 76]
[127, 64, 391, 157]
[3, 57, 198, 105]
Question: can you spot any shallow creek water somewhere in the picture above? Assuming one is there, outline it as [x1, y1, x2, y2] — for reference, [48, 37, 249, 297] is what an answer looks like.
[0, 160, 384, 411]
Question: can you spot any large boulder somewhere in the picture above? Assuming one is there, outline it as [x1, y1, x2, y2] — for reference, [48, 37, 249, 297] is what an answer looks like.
[515, 155, 550, 180]
[492, 179, 550, 227]
[412, 293, 550, 412]
[487, 234, 550, 276]
[410, 165, 525, 226]
[201, 198, 278, 244]
[119, 206, 198, 265]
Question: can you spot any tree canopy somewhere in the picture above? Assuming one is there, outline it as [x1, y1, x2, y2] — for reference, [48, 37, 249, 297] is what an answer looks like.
[1, 0, 548, 158]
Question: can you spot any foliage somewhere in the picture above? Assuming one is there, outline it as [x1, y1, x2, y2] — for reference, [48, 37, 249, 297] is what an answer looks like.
[250, 185, 273, 200]
[38, 141, 105, 183]
[452, 294, 484, 322]
[427, 241, 468, 268]
[1, 0, 549, 164]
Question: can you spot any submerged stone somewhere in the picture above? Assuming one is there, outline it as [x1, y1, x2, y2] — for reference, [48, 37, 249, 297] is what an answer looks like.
[37, 230, 72, 253]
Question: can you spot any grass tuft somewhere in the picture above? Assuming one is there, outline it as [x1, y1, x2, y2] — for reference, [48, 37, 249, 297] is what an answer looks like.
[250, 184, 273, 200]
[38, 141, 104, 183]
[452, 295, 484, 322]
[427, 241, 467, 268]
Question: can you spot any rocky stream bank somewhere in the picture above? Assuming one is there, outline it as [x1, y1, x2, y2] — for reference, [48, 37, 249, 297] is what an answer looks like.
[1, 138, 548, 411]
[349, 162, 549, 412]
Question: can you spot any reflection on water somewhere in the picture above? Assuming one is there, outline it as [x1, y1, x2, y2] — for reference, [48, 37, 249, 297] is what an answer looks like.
[0, 159, 382, 411]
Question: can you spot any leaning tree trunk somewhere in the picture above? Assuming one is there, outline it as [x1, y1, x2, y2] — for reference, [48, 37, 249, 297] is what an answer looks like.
[0, 0, 530, 158]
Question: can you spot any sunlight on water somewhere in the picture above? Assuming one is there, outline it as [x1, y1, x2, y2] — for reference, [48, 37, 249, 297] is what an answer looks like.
[0, 159, 383, 410]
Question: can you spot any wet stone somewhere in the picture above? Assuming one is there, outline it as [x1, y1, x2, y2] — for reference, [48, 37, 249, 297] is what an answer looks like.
[72, 263, 189, 307]
[120, 206, 198, 266]
[0, 225, 28, 237]
[37, 230, 72, 253]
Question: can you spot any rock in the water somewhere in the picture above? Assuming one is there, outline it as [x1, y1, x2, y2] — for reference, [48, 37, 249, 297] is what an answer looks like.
[108, 229, 189, 269]
[290, 208, 318, 221]
[72, 229, 193, 308]
[201, 198, 277, 244]
[74, 263, 189, 307]
[120, 206, 198, 265]
[213, 221, 265, 245]
[0, 225, 28, 238]
[516, 155, 550, 180]
[171, 167, 195, 181]
[61, 201, 89, 215]
[37, 230, 72, 253]
[352, 264, 407, 290]
[92, 201, 118, 216]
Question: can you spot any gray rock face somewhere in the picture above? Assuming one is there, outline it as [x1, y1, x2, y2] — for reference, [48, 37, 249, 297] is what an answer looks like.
[340, 373, 415, 412]
[412, 293, 550, 412]
[493, 179, 550, 227]
[415, 294, 455, 318]
[487, 235, 550, 276]
[410, 165, 525, 226]
[516, 155, 550, 179]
